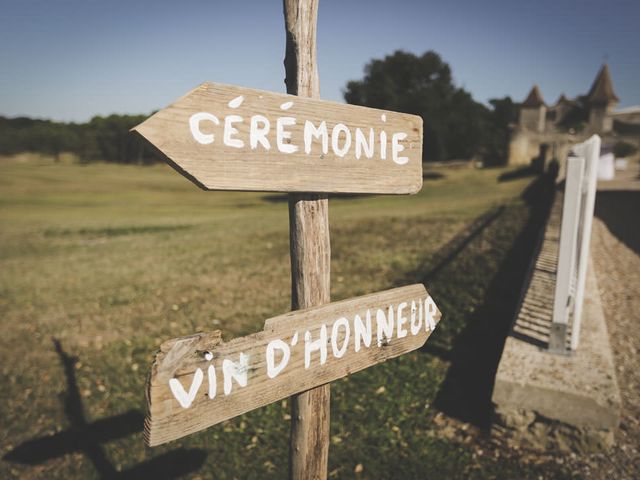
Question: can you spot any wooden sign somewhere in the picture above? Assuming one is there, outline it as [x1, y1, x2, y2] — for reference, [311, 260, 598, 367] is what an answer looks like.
[145, 284, 440, 446]
[132, 82, 423, 194]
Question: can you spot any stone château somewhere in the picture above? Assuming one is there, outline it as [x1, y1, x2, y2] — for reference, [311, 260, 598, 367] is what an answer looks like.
[509, 64, 640, 165]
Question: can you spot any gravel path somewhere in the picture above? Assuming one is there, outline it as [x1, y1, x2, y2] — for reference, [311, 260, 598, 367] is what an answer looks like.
[584, 217, 640, 479]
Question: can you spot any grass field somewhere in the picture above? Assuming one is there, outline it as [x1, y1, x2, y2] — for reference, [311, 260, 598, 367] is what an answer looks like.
[0, 158, 574, 479]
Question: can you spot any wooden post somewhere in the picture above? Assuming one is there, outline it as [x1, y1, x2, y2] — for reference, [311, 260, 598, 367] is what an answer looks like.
[283, 1, 331, 478]
[134, 0, 426, 467]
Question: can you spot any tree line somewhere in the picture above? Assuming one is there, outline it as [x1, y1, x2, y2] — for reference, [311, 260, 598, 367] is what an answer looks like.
[344, 50, 518, 165]
[1, 50, 519, 165]
[0, 114, 159, 164]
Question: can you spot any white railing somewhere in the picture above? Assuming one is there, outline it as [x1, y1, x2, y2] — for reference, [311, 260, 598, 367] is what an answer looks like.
[548, 135, 601, 354]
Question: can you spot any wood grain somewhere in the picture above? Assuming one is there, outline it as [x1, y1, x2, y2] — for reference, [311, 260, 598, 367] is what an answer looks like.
[131, 82, 423, 194]
[284, 1, 331, 476]
[144, 284, 441, 446]
[288, 191, 331, 479]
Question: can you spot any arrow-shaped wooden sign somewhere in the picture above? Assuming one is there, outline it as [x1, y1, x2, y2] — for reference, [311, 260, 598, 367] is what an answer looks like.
[132, 82, 423, 194]
[145, 284, 440, 446]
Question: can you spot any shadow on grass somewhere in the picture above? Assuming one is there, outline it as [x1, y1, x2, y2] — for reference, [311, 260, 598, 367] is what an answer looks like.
[413, 205, 506, 288]
[399, 171, 556, 430]
[44, 225, 193, 238]
[497, 166, 537, 182]
[3, 339, 206, 479]
[423, 171, 445, 180]
[595, 190, 640, 255]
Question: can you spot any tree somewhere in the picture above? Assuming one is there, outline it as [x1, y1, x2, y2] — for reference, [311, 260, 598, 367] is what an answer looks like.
[344, 50, 509, 164]
[0, 114, 158, 164]
[484, 96, 519, 165]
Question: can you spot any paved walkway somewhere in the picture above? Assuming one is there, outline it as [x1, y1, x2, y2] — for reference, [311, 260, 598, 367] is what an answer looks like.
[597, 156, 640, 191]
[586, 212, 640, 477]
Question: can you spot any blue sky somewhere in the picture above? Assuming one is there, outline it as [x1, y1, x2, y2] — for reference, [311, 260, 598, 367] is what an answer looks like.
[1, 0, 638, 122]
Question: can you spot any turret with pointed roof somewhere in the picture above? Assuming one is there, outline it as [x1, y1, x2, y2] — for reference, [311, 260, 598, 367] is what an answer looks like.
[519, 85, 547, 132]
[550, 93, 574, 125]
[587, 64, 619, 105]
[508, 64, 628, 166]
[554, 93, 573, 106]
[522, 85, 546, 108]
[587, 64, 618, 132]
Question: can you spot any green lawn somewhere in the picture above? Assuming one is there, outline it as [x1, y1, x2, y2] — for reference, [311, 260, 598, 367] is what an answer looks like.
[0, 158, 573, 479]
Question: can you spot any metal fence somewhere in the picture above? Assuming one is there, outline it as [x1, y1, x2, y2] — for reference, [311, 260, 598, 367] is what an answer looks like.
[548, 135, 601, 354]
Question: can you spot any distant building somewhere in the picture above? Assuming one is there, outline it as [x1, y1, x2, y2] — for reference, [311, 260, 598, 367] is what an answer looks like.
[508, 64, 639, 166]
[611, 105, 640, 125]
[548, 94, 575, 129]
[585, 64, 619, 133]
[519, 85, 546, 133]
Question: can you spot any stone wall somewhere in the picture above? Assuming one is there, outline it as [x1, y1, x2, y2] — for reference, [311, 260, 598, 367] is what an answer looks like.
[519, 107, 546, 133]
[508, 129, 575, 171]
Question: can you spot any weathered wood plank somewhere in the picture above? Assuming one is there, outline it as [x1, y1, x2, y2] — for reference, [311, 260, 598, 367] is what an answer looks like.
[145, 284, 441, 446]
[132, 82, 423, 194]
[283, 0, 331, 477]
